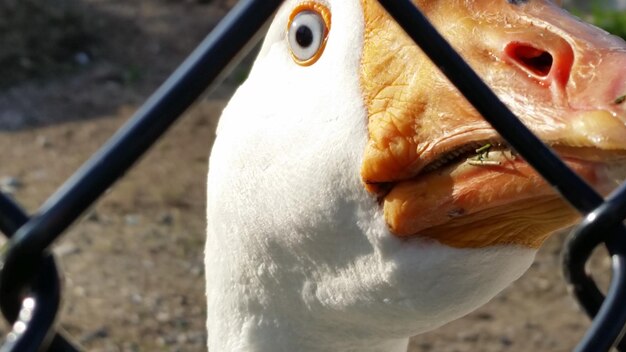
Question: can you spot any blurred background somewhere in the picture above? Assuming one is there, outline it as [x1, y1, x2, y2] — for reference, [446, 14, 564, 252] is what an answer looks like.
[0, 0, 624, 351]
[566, 0, 626, 10]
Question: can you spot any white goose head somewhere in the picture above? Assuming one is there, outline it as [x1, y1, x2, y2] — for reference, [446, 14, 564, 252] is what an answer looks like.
[206, 0, 626, 351]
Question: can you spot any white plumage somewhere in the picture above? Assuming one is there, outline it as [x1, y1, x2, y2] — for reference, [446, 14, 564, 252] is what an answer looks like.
[206, 2, 534, 351]
[205, 0, 626, 350]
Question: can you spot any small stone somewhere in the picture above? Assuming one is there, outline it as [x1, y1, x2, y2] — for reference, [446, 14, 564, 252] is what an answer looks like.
[126, 314, 141, 325]
[500, 335, 513, 346]
[36, 135, 51, 148]
[31, 170, 48, 181]
[535, 277, 551, 291]
[474, 312, 494, 321]
[2, 177, 21, 188]
[131, 293, 143, 304]
[54, 242, 80, 257]
[73, 286, 86, 297]
[417, 342, 433, 351]
[121, 342, 140, 352]
[1, 177, 22, 194]
[156, 312, 170, 322]
[74, 52, 91, 66]
[80, 327, 109, 344]
[190, 265, 203, 277]
[177, 333, 188, 344]
[159, 212, 174, 225]
[525, 322, 540, 330]
[86, 210, 100, 222]
[125, 214, 140, 225]
[163, 334, 177, 345]
[457, 331, 479, 342]
[19, 57, 33, 69]
[142, 259, 154, 269]
[187, 331, 206, 344]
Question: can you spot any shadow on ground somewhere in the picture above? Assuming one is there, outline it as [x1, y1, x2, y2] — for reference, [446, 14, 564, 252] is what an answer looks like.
[0, 0, 248, 131]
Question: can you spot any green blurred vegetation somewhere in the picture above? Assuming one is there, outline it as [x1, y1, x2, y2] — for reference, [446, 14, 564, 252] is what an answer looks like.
[569, 1, 626, 39]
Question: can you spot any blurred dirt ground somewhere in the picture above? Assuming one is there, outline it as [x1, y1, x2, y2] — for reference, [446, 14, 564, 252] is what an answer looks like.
[0, 1, 614, 351]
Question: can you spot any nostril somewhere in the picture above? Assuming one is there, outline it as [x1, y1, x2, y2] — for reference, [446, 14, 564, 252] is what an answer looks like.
[505, 42, 554, 78]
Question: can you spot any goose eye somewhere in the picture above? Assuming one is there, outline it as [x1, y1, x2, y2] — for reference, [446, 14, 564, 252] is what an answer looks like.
[288, 5, 330, 66]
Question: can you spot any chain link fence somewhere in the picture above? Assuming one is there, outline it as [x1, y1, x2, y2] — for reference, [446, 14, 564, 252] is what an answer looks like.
[0, 0, 625, 351]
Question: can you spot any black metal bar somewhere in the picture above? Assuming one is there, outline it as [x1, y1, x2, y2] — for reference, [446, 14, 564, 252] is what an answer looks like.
[581, 245, 626, 352]
[0, 1, 622, 351]
[564, 182, 626, 320]
[375, 0, 604, 215]
[0, 193, 29, 237]
[564, 223, 626, 351]
[0, 2, 283, 347]
[0, 255, 61, 352]
[563, 184, 626, 351]
[375, 0, 626, 351]
[0, 194, 80, 351]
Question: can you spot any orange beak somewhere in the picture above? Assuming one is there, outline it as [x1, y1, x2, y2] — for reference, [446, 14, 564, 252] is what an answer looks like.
[359, 0, 626, 248]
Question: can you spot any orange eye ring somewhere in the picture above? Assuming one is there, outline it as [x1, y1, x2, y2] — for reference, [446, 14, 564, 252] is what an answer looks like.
[287, 2, 332, 66]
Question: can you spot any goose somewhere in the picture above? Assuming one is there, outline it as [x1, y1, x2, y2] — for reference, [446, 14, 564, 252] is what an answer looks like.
[205, 0, 626, 351]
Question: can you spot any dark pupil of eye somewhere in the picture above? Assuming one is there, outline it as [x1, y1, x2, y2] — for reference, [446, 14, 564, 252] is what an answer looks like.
[296, 25, 314, 48]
